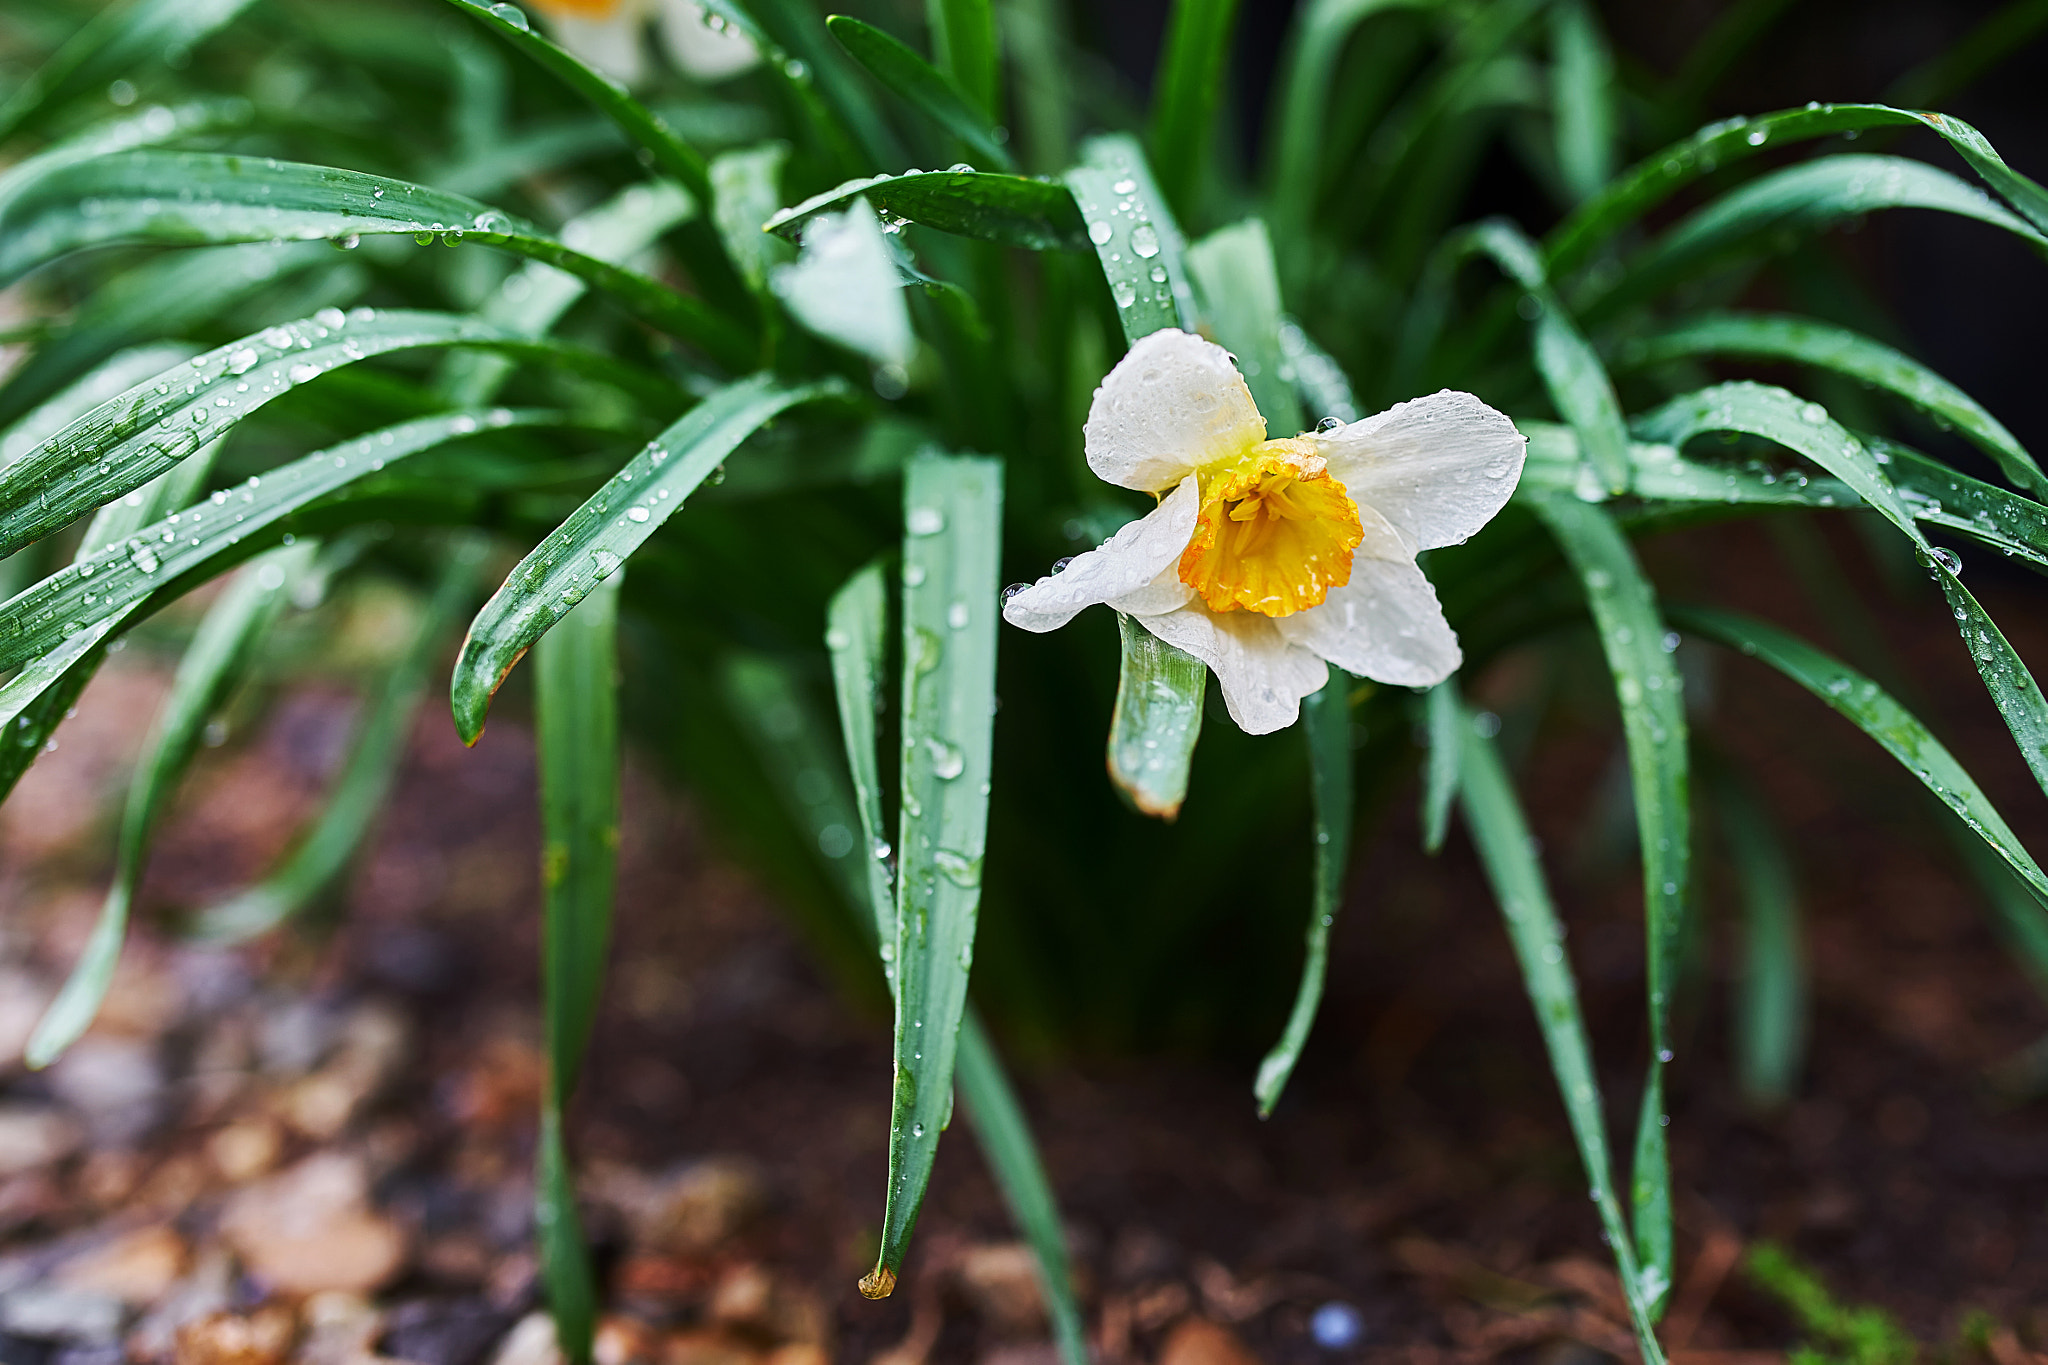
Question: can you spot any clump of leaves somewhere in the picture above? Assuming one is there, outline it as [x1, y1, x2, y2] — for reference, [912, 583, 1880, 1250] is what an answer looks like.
[1747, 1243, 1918, 1365]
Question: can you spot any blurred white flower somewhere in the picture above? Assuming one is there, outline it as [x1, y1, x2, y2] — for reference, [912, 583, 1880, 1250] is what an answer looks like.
[527, 0, 757, 85]
[1003, 330, 1525, 733]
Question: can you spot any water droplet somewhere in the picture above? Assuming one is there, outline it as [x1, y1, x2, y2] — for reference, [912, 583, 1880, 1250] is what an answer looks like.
[489, 1, 529, 28]
[872, 838, 893, 861]
[1130, 224, 1160, 258]
[927, 738, 965, 780]
[933, 849, 982, 886]
[261, 326, 293, 349]
[904, 563, 927, 587]
[335, 232, 360, 250]
[1798, 401, 1827, 423]
[911, 1123, 925, 1139]
[1657, 1048, 1674, 1062]
[1087, 220, 1113, 246]
[1930, 545, 1961, 575]
[625, 506, 651, 523]
[1111, 279, 1138, 309]
[1316, 416, 1342, 433]
[1746, 127, 1768, 145]
[591, 549, 623, 578]
[906, 506, 945, 536]
[946, 601, 970, 630]
[287, 363, 319, 384]
[315, 306, 347, 330]
[1001, 583, 1030, 603]
[227, 348, 259, 375]
[1112, 178, 1137, 194]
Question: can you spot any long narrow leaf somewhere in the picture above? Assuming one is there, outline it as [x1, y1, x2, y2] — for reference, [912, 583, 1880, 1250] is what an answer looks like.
[1065, 134, 1199, 342]
[451, 374, 851, 743]
[1549, 0, 1616, 204]
[1626, 312, 2047, 500]
[954, 1013, 1087, 1365]
[0, 153, 747, 366]
[1715, 775, 1806, 1108]
[827, 561, 899, 957]
[0, 0, 254, 144]
[926, 0, 998, 120]
[1456, 710, 1667, 1362]
[828, 16, 1014, 172]
[0, 312, 622, 560]
[1147, 0, 1242, 214]
[1530, 491, 1687, 1315]
[1639, 384, 2048, 800]
[1254, 676, 1354, 1115]
[1420, 677, 1462, 854]
[435, 0, 712, 202]
[1673, 605, 2048, 913]
[534, 570, 623, 1365]
[0, 409, 558, 677]
[27, 542, 314, 1068]
[866, 453, 1003, 1297]
[1470, 220, 1632, 494]
[765, 168, 1086, 251]
[1185, 218, 1302, 433]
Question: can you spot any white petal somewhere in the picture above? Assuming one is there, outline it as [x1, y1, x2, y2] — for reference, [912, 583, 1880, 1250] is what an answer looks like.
[1002, 477, 1199, 632]
[1274, 504, 1461, 686]
[1313, 389, 1525, 552]
[1107, 566, 1195, 617]
[1133, 604, 1327, 736]
[545, 9, 648, 86]
[1084, 329, 1265, 493]
[657, 0, 760, 79]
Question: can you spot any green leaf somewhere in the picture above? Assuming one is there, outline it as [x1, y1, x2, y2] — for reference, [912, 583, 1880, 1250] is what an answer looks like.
[827, 560, 899, 956]
[765, 167, 1086, 252]
[0, 152, 748, 366]
[953, 1012, 1088, 1365]
[710, 143, 795, 294]
[0, 0, 255, 144]
[1529, 492, 1687, 1316]
[1454, 708, 1668, 1362]
[867, 452, 1003, 1296]
[434, 0, 712, 203]
[1876, 440, 2048, 575]
[1672, 604, 2048, 916]
[1420, 676, 1461, 854]
[1624, 312, 2047, 500]
[1253, 676, 1353, 1115]
[1549, 0, 1616, 204]
[1469, 220, 1632, 494]
[1065, 134, 1199, 343]
[1638, 384, 2048, 801]
[771, 200, 915, 369]
[1714, 775, 1806, 1108]
[1185, 218, 1303, 433]
[925, 0, 998, 121]
[450, 374, 851, 744]
[827, 16, 1015, 173]
[0, 310, 649, 563]
[534, 569, 622, 1365]
[0, 408, 560, 678]
[1546, 103, 2048, 278]
[1601, 155, 2048, 319]
[1104, 611, 1207, 820]
[27, 541, 314, 1069]
[1147, 0, 1242, 214]
[190, 543, 487, 943]
[1268, 0, 1429, 245]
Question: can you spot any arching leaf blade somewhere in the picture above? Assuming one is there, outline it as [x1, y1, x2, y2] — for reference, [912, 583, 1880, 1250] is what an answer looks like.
[827, 560, 899, 956]
[1674, 604, 2048, 912]
[451, 374, 852, 744]
[766, 168, 1086, 251]
[0, 407, 562, 675]
[1148, 0, 1243, 215]
[0, 152, 747, 366]
[1626, 311, 2047, 500]
[826, 16, 1015, 172]
[0, 0, 255, 144]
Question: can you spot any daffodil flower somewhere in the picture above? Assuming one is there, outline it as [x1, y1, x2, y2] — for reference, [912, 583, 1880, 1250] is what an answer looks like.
[1002, 330, 1525, 734]
[527, 0, 758, 86]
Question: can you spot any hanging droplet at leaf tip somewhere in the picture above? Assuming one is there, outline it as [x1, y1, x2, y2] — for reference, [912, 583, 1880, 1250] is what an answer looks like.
[858, 1267, 897, 1300]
